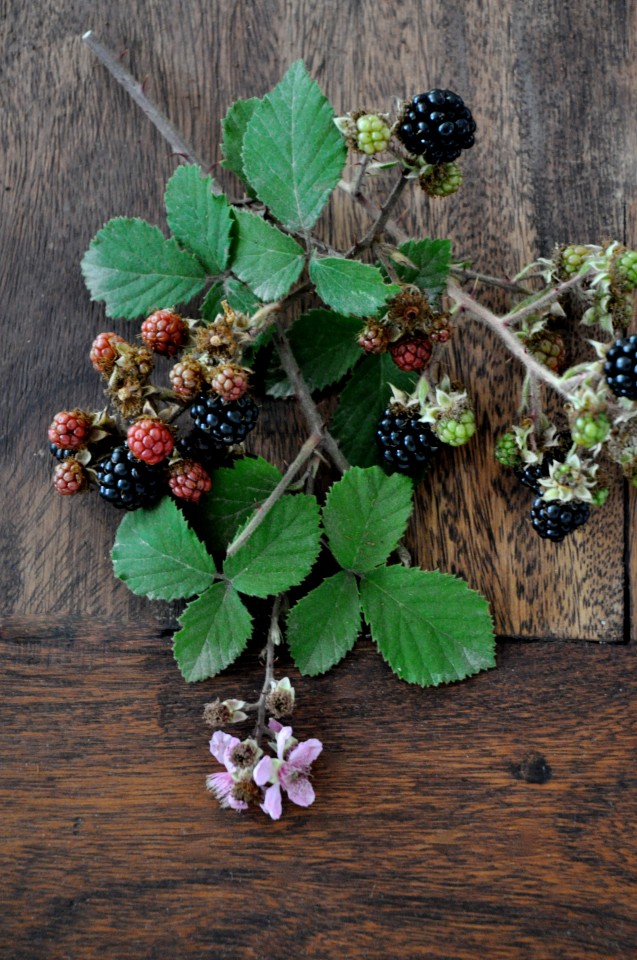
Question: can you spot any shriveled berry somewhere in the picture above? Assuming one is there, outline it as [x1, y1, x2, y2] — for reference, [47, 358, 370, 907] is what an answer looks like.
[95, 445, 164, 510]
[210, 363, 250, 402]
[48, 409, 92, 451]
[169, 357, 206, 400]
[126, 418, 174, 465]
[53, 458, 87, 496]
[190, 394, 259, 445]
[168, 459, 212, 503]
[390, 334, 432, 372]
[141, 309, 188, 357]
[90, 332, 126, 374]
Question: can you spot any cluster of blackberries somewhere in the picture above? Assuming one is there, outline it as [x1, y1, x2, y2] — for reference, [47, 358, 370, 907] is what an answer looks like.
[376, 406, 440, 475]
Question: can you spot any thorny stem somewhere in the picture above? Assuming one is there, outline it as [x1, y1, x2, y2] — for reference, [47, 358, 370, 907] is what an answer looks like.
[225, 433, 323, 558]
[273, 323, 351, 474]
[253, 596, 281, 743]
[448, 279, 582, 401]
[347, 169, 410, 258]
[82, 32, 212, 174]
[350, 155, 371, 197]
[450, 266, 535, 296]
[338, 179, 409, 245]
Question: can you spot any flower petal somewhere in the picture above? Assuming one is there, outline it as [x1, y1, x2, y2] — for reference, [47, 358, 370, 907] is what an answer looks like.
[285, 774, 316, 808]
[210, 731, 240, 766]
[288, 738, 323, 769]
[253, 755, 274, 786]
[206, 771, 234, 802]
[261, 783, 283, 820]
[275, 725, 294, 760]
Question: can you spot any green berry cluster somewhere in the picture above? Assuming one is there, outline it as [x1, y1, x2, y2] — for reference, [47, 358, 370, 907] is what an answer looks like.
[436, 409, 476, 446]
[617, 249, 637, 289]
[494, 432, 522, 467]
[570, 411, 610, 449]
[355, 114, 391, 155]
[419, 161, 463, 198]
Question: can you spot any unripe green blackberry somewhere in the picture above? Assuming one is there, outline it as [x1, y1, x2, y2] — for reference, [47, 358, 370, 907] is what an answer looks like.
[435, 409, 476, 447]
[570, 411, 610, 448]
[559, 244, 591, 277]
[495, 432, 522, 467]
[616, 249, 637, 289]
[355, 114, 391, 155]
[419, 162, 463, 198]
[526, 330, 567, 374]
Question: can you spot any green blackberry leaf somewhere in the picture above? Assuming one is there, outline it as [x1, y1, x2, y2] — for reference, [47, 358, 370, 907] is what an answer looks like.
[112, 497, 216, 601]
[360, 566, 496, 686]
[221, 97, 261, 189]
[197, 457, 282, 551]
[309, 257, 400, 316]
[81, 217, 207, 319]
[164, 165, 232, 275]
[232, 209, 305, 301]
[173, 583, 253, 681]
[331, 354, 417, 467]
[223, 494, 321, 598]
[242, 60, 346, 231]
[323, 467, 413, 573]
[202, 277, 261, 322]
[266, 309, 362, 397]
[287, 571, 361, 676]
[394, 238, 452, 303]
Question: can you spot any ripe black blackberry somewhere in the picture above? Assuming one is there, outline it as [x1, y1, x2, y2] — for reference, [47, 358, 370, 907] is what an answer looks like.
[396, 89, 476, 163]
[604, 334, 637, 400]
[376, 406, 440, 474]
[50, 442, 73, 461]
[530, 497, 590, 542]
[95, 445, 165, 510]
[514, 433, 570, 494]
[190, 394, 259, 445]
[177, 430, 228, 470]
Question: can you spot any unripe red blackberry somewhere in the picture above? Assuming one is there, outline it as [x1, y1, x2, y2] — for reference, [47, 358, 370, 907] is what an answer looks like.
[396, 89, 476, 163]
[126, 418, 174, 465]
[90, 332, 126, 374]
[169, 357, 206, 400]
[210, 363, 250, 402]
[390, 334, 432, 372]
[168, 459, 212, 503]
[48, 409, 92, 451]
[357, 322, 389, 354]
[141, 309, 188, 357]
[53, 458, 87, 496]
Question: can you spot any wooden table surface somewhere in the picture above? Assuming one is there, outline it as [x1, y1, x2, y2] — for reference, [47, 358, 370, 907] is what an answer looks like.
[2, 2, 637, 957]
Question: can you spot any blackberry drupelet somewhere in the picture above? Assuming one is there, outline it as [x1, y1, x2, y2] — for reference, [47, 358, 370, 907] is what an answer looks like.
[514, 462, 548, 495]
[530, 497, 590, 542]
[190, 394, 259, 445]
[96, 445, 164, 510]
[376, 406, 440, 474]
[604, 335, 637, 400]
[177, 430, 227, 470]
[397, 89, 476, 163]
[50, 442, 73, 461]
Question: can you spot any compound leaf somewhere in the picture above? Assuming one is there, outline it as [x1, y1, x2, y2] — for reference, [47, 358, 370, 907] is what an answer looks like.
[173, 583, 253, 681]
[287, 571, 361, 676]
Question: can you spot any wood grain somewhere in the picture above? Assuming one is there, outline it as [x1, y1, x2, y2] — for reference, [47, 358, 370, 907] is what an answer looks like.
[2, 617, 636, 959]
[0, 0, 632, 637]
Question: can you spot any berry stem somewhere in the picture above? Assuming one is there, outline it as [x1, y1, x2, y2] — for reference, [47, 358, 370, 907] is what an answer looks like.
[450, 266, 536, 296]
[338, 179, 409, 245]
[225, 432, 323, 558]
[253, 595, 281, 743]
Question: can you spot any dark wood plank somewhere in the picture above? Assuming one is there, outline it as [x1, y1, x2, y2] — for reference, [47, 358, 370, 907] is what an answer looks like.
[2, 616, 636, 959]
[0, 0, 632, 638]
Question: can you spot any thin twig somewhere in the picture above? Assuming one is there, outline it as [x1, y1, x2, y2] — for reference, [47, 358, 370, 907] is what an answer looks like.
[347, 170, 410, 258]
[82, 31, 214, 176]
[273, 323, 350, 474]
[225, 433, 323, 558]
[450, 266, 536, 296]
[338, 179, 409, 245]
[253, 597, 281, 742]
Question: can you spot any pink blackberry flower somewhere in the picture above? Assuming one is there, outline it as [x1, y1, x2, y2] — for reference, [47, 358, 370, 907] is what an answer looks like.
[253, 721, 322, 820]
